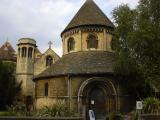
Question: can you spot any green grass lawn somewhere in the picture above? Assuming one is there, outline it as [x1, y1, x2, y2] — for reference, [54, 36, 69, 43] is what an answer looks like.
[0, 111, 17, 116]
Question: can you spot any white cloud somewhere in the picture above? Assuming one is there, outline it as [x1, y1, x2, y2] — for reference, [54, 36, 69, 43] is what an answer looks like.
[0, 0, 139, 56]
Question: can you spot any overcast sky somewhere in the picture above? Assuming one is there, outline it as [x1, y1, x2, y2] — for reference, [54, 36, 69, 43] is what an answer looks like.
[0, 0, 139, 56]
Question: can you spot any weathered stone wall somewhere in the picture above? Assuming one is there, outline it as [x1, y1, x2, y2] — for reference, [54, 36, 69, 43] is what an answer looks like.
[16, 38, 36, 96]
[62, 28, 113, 55]
[34, 48, 60, 76]
[35, 77, 68, 109]
[35, 76, 85, 109]
[35, 77, 67, 97]
[35, 75, 118, 112]
[16, 38, 60, 97]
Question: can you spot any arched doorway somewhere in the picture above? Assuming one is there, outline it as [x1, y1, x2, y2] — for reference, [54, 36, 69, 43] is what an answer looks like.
[78, 77, 117, 119]
[88, 87, 106, 118]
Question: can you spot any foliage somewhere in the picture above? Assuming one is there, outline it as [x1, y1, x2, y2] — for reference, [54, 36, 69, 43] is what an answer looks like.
[0, 61, 21, 110]
[143, 97, 160, 114]
[0, 111, 17, 116]
[0, 101, 79, 117]
[37, 100, 79, 117]
[7, 103, 28, 116]
[112, 0, 160, 99]
[109, 112, 123, 120]
[131, 0, 160, 89]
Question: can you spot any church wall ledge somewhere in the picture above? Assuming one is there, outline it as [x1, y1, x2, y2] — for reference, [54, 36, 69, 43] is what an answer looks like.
[61, 25, 114, 37]
[0, 117, 84, 120]
[36, 96, 79, 99]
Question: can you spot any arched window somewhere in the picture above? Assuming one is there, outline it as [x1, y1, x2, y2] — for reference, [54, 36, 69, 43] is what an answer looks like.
[18, 48, 20, 57]
[87, 34, 98, 49]
[22, 47, 27, 57]
[44, 83, 48, 96]
[28, 47, 33, 58]
[46, 55, 53, 66]
[67, 37, 75, 52]
[111, 38, 115, 50]
[26, 96, 33, 111]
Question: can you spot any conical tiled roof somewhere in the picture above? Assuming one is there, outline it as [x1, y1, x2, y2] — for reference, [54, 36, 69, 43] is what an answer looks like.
[0, 41, 16, 62]
[62, 0, 114, 34]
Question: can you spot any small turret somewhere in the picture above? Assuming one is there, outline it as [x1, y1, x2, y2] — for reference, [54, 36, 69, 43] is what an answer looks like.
[16, 38, 36, 97]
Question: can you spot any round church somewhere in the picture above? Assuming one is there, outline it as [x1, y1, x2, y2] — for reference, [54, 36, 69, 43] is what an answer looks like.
[33, 0, 129, 119]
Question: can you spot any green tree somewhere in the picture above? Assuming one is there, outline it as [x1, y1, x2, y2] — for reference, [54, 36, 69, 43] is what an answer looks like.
[112, 4, 136, 51]
[131, 0, 160, 90]
[112, 4, 149, 98]
[0, 61, 21, 110]
[112, 1, 160, 99]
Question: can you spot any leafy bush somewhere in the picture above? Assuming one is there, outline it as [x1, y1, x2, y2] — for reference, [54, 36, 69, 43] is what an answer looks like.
[143, 97, 160, 114]
[109, 112, 123, 120]
[7, 103, 28, 116]
[37, 100, 79, 117]
[2, 100, 79, 117]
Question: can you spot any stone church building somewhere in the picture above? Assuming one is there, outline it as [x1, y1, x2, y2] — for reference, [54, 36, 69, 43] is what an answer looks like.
[34, 0, 129, 119]
[16, 38, 60, 98]
[0, 0, 132, 119]
[0, 39, 60, 104]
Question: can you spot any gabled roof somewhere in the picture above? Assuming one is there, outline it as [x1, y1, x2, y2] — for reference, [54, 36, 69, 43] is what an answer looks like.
[0, 41, 16, 62]
[42, 48, 60, 59]
[62, 0, 114, 34]
[34, 47, 60, 63]
[34, 51, 115, 81]
[34, 48, 42, 59]
[0, 41, 15, 53]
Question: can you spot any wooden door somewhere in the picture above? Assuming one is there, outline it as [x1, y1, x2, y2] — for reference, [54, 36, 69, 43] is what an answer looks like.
[88, 88, 106, 119]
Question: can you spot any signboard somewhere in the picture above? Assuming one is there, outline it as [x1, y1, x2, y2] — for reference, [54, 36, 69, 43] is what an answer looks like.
[136, 101, 143, 110]
[91, 100, 94, 105]
[89, 110, 95, 120]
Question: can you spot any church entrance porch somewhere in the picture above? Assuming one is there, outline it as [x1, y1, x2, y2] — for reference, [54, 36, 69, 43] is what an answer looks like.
[78, 77, 118, 120]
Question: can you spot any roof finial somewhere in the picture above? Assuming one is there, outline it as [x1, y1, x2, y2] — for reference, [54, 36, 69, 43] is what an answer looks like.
[48, 41, 53, 49]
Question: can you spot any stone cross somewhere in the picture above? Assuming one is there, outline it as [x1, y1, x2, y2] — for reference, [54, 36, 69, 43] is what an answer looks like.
[48, 41, 53, 49]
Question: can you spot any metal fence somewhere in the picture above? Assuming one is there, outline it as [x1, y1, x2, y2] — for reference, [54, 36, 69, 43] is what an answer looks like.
[0, 117, 84, 120]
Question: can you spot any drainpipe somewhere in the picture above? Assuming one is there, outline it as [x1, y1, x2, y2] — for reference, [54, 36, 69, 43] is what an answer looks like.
[117, 84, 120, 111]
[67, 74, 72, 110]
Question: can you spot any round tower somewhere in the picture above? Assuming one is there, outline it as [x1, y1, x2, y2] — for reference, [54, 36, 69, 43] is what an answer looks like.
[61, 0, 114, 55]
[16, 38, 36, 97]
